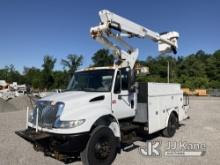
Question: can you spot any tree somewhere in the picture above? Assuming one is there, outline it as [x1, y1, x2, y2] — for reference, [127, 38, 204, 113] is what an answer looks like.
[212, 50, 220, 81]
[41, 55, 56, 90]
[23, 67, 41, 88]
[53, 71, 68, 89]
[138, 55, 177, 83]
[0, 64, 23, 84]
[91, 49, 114, 67]
[61, 54, 83, 78]
[177, 53, 208, 88]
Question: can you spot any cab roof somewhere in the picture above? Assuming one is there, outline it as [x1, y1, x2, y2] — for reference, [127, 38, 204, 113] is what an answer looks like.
[76, 66, 117, 72]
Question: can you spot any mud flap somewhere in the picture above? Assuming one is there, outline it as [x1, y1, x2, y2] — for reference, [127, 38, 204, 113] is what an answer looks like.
[182, 105, 190, 120]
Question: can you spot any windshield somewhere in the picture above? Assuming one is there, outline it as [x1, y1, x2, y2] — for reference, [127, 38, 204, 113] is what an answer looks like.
[67, 69, 115, 92]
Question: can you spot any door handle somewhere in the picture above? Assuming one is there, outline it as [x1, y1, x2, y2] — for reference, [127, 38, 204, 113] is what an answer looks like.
[118, 94, 129, 99]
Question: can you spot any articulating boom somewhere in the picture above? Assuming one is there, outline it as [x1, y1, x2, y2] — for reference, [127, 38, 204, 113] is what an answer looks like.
[90, 10, 179, 69]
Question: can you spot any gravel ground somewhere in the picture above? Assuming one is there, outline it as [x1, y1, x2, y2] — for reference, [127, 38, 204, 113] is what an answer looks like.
[0, 98, 16, 113]
[8, 95, 35, 111]
[0, 97, 220, 165]
[0, 95, 35, 113]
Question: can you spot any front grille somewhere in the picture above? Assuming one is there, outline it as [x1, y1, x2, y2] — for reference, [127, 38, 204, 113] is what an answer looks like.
[31, 101, 59, 129]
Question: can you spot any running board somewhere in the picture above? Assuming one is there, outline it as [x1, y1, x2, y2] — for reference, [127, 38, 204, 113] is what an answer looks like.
[120, 124, 140, 132]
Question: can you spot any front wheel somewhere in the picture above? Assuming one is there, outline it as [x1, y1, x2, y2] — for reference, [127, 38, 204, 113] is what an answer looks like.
[162, 113, 178, 137]
[80, 126, 117, 165]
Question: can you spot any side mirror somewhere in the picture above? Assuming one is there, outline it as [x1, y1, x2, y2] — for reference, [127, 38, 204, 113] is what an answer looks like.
[114, 71, 121, 94]
[129, 85, 136, 93]
[128, 69, 136, 93]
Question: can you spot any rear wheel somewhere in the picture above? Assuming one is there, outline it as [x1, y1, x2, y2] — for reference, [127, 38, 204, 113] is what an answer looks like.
[162, 113, 178, 137]
[80, 126, 117, 165]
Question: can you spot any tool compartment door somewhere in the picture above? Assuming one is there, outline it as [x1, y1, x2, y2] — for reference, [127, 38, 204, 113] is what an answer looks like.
[147, 82, 182, 134]
[148, 96, 161, 133]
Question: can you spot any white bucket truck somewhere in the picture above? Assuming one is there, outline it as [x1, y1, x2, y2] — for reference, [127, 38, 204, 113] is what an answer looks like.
[16, 10, 189, 165]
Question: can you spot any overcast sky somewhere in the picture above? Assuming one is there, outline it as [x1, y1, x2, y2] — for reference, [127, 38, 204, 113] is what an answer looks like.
[0, 0, 219, 72]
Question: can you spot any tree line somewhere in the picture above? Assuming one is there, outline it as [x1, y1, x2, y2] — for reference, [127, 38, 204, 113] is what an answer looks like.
[136, 49, 220, 89]
[0, 49, 219, 90]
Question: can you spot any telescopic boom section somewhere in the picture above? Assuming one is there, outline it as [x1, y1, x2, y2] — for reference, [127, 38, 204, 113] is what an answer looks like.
[90, 9, 179, 69]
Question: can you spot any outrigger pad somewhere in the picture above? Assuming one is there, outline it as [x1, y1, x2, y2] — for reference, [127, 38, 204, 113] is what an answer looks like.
[15, 128, 50, 142]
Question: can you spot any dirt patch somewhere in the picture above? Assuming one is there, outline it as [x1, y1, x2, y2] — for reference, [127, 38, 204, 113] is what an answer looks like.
[0, 98, 17, 112]
[0, 95, 36, 113]
[8, 95, 35, 111]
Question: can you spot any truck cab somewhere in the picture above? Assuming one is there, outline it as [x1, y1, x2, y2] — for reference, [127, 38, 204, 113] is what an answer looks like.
[16, 9, 189, 165]
[29, 66, 135, 133]
[16, 66, 136, 163]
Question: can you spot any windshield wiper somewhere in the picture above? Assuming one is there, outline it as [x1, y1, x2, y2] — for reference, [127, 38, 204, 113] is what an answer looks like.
[66, 87, 84, 91]
[83, 88, 96, 92]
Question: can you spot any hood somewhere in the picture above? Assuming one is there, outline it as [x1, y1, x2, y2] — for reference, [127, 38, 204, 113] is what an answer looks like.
[40, 91, 111, 121]
[41, 91, 106, 103]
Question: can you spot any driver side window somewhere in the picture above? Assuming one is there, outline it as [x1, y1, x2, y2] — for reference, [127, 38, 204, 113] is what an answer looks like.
[120, 67, 129, 90]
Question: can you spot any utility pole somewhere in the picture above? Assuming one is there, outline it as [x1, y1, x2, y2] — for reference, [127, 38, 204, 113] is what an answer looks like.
[167, 60, 170, 83]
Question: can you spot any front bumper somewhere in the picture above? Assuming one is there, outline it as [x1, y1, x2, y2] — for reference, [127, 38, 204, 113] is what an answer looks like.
[15, 127, 90, 154]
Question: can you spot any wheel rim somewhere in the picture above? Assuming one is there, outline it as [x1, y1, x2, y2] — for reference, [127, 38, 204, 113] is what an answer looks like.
[94, 137, 111, 159]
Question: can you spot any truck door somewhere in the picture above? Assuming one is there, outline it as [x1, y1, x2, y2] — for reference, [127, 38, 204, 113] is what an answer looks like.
[112, 68, 136, 119]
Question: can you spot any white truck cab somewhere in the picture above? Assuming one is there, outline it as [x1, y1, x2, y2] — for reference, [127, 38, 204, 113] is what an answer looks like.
[16, 10, 189, 165]
[28, 66, 133, 134]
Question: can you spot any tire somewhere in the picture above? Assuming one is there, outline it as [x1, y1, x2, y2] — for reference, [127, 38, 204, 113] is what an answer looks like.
[80, 126, 117, 165]
[162, 113, 178, 137]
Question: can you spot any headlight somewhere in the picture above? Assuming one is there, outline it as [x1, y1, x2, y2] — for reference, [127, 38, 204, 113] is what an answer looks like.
[53, 118, 86, 129]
